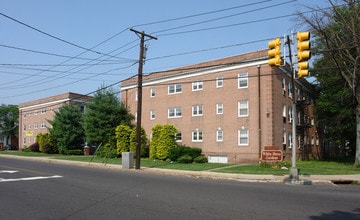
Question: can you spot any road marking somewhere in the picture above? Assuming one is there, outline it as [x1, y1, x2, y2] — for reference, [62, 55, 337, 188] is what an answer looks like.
[0, 170, 19, 174]
[0, 175, 63, 183]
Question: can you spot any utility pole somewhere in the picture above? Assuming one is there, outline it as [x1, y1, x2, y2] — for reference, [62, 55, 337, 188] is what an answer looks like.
[286, 34, 298, 181]
[130, 28, 157, 170]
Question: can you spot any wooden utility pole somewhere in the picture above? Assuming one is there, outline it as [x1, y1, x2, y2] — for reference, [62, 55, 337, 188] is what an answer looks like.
[130, 28, 157, 169]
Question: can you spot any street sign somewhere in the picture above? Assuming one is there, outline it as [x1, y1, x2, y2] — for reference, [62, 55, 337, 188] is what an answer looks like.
[261, 146, 283, 161]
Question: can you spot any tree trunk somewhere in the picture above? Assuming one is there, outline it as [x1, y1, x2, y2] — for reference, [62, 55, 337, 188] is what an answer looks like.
[355, 104, 360, 166]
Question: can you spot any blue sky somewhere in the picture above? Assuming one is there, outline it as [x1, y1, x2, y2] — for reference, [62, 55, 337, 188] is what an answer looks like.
[0, 0, 330, 105]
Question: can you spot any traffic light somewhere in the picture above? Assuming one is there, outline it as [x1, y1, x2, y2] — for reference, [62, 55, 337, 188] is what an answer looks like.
[297, 31, 311, 78]
[268, 38, 281, 66]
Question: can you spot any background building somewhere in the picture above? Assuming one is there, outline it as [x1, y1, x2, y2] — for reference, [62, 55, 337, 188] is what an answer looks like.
[18, 92, 92, 150]
[122, 49, 319, 163]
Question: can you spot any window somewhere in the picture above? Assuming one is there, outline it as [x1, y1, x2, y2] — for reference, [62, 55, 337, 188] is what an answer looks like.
[79, 106, 85, 112]
[216, 76, 223, 88]
[238, 72, 248, 88]
[282, 78, 286, 92]
[150, 88, 156, 97]
[41, 121, 46, 128]
[23, 113, 26, 118]
[238, 100, 248, 117]
[41, 107, 46, 114]
[282, 105, 287, 123]
[175, 132, 182, 142]
[216, 103, 223, 115]
[34, 109, 38, 115]
[216, 129, 223, 142]
[192, 130, 203, 142]
[288, 132, 293, 148]
[168, 107, 182, 118]
[168, 84, 182, 94]
[192, 105, 203, 116]
[23, 124, 26, 131]
[238, 129, 249, 146]
[135, 90, 138, 101]
[34, 122, 38, 129]
[288, 82, 292, 98]
[150, 110, 155, 120]
[192, 81, 203, 91]
[288, 106, 293, 123]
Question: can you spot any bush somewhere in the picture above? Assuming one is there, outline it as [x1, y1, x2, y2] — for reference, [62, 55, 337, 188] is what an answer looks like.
[63, 149, 83, 155]
[193, 155, 208, 163]
[28, 143, 40, 152]
[169, 146, 202, 161]
[43, 144, 58, 154]
[177, 154, 193, 163]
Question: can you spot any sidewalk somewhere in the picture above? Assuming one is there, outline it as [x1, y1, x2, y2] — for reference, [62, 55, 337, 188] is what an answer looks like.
[2, 154, 360, 185]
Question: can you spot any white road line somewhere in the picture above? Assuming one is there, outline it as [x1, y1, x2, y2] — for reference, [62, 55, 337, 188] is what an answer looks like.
[0, 175, 63, 182]
[0, 170, 19, 174]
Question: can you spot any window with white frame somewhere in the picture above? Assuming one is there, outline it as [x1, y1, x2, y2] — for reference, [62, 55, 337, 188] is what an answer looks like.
[238, 72, 248, 88]
[283, 129, 287, 145]
[135, 90, 138, 101]
[192, 130, 203, 142]
[23, 124, 26, 131]
[216, 103, 223, 115]
[41, 107, 46, 114]
[134, 112, 137, 122]
[168, 84, 182, 94]
[288, 131, 293, 148]
[175, 132, 182, 142]
[168, 107, 182, 118]
[282, 78, 286, 94]
[192, 105, 203, 116]
[216, 129, 223, 142]
[150, 110, 155, 120]
[41, 121, 46, 128]
[192, 81, 203, 91]
[288, 82, 292, 98]
[34, 109, 38, 115]
[282, 105, 287, 123]
[34, 122, 38, 129]
[238, 100, 248, 117]
[216, 76, 223, 88]
[150, 88, 156, 97]
[288, 106, 293, 123]
[238, 129, 249, 146]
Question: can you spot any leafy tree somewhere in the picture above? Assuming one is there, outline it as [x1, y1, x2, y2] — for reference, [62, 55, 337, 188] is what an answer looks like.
[48, 105, 84, 154]
[149, 124, 162, 159]
[0, 104, 18, 146]
[115, 124, 131, 155]
[129, 126, 147, 157]
[151, 124, 177, 160]
[83, 86, 133, 147]
[36, 133, 56, 153]
[299, 0, 360, 165]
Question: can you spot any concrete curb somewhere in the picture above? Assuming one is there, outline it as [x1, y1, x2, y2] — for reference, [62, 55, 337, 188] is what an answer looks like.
[1, 154, 359, 185]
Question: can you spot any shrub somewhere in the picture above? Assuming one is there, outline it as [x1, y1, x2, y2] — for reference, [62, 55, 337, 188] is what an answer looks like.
[63, 149, 83, 155]
[177, 154, 193, 163]
[43, 144, 58, 154]
[193, 155, 208, 163]
[21, 146, 32, 152]
[28, 143, 39, 152]
[188, 147, 202, 159]
[169, 146, 202, 161]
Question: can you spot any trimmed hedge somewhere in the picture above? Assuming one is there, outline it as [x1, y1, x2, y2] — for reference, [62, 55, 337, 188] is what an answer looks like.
[177, 155, 193, 163]
[169, 146, 203, 162]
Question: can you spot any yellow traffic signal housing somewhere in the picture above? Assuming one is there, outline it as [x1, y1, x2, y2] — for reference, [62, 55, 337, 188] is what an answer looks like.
[268, 38, 281, 66]
[296, 32, 311, 77]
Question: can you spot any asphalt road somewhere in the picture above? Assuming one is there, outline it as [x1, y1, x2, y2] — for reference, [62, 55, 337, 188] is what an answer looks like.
[1, 157, 360, 220]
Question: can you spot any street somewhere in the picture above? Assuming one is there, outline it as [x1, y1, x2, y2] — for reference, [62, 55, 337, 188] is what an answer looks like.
[1, 157, 359, 220]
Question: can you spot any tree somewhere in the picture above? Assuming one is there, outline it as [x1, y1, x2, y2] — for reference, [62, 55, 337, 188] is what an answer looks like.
[150, 124, 177, 160]
[115, 124, 131, 155]
[83, 86, 133, 147]
[48, 105, 84, 154]
[299, 0, 360, 165]
[0, 104, 18, 147]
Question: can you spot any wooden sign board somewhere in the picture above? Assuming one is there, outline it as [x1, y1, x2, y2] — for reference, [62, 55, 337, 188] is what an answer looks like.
[261, 146, 283, 161]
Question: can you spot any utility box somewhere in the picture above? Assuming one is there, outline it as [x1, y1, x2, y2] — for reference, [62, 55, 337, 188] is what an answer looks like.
[122, 152, 134, 169]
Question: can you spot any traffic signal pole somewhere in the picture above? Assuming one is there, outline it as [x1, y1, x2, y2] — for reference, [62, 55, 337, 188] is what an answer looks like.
[286, 35, 299, 180]
[130, 28, 157, 169]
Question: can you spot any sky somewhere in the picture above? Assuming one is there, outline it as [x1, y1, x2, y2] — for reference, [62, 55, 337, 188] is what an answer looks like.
[0, 0, 331, 105]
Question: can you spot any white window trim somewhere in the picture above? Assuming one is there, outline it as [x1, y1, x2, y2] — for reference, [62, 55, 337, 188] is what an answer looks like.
[238, 72, 248, 89]
[168, 107, 182, 118]
[216, 76, 223, 88]
[216, 129, 223, 142]
[216, 103, 223, 115]
[192, 81, 203, 91]
[192, 130, 203, 142]
[150, 110, 155, 120]
[238, 100, 249, 117]
[168, 84, 182, 94]
[192, 105, 203, 116]
[238, 129, 249, 146]
[150, 88, 155, 97]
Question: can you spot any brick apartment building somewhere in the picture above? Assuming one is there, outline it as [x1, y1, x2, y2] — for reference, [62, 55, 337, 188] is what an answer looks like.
[120, 49, 320, 164]
[18, 92, 92, 150]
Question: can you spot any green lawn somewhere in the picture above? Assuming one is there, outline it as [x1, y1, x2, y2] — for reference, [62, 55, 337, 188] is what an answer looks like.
[1, 151, 359, 175]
